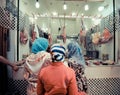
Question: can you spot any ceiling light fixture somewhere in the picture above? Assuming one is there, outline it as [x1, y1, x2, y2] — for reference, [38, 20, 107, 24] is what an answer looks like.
[81, 13, 84, 16]
[98, 6, 104, 12]
[85, 4, 89, 11]
[63, 2, 67, 10]
[52, 12, 58, 16]
[72, 12, 76, 16]
[35, 0, 40, 8]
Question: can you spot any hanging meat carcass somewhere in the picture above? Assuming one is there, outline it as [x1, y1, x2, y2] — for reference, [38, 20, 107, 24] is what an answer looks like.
[20, 28, 28, 45]
[61, 26, 66, 43]
[79, 29, 86, 48]
[92, 32, 101, 44]
[48, 33, 52, 45]
[100, 28, 112, 43]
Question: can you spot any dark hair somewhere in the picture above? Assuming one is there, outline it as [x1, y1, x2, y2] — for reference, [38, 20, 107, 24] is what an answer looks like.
[46, 45, 51, 53]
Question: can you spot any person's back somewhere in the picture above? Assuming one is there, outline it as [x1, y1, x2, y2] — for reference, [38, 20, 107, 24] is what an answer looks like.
[37, 44, 86, 95]
[37, 61, 79, 95]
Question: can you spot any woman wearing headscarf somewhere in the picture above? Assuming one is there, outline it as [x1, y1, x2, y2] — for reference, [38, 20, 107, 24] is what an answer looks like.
[67, 41, 88, 93]
[37, 44, 86, 95]
[17, 37, 52, 95]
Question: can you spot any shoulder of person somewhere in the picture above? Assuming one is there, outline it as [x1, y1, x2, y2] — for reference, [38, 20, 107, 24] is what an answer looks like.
[37, 51, 51, 57]
[66, 66, 75, 73]
[39, 65, 51, 76]
[37, 51, 49, 54]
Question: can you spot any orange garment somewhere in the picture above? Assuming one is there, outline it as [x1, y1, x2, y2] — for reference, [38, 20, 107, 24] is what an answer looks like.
[37, 62, 85, 95]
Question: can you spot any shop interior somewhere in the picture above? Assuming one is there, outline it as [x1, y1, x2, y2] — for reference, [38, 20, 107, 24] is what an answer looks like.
[0, 0, 120, 95]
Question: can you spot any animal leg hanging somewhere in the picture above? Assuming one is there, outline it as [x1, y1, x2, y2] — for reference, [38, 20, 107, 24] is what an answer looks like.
[61, 13, 66, 43]
[48, 20, 52, 45]
[58, 18, 62, 33]
[62, 26, 66, 43]
[20, 28, 28, 45]
[79, 17, 86, 48]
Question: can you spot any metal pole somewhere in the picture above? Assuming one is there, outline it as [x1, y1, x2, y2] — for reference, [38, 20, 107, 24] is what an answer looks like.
[113, 0, 116, 62]
[17, 0, 19, 61]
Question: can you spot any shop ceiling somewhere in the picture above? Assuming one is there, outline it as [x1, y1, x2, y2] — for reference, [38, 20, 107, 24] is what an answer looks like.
[20, 0, 111, 19]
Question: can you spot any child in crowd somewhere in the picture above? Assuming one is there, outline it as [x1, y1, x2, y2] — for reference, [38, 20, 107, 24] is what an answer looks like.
[37, 44, 86, 95]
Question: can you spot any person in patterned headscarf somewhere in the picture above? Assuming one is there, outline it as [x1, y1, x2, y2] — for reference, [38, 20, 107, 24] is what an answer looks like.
[67, 41, 88, 93]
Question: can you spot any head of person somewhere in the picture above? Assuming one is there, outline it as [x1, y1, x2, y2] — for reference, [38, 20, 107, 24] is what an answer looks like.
[50, 44, 66, 62]
[67, 41, 85, 66]
[31, 37, 49, 54]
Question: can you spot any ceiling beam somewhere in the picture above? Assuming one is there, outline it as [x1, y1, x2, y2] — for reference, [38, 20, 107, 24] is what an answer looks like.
[56, 0, 104, 2]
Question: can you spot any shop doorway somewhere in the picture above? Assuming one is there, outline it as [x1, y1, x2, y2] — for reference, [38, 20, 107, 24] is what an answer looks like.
[0, 25, 9, 95]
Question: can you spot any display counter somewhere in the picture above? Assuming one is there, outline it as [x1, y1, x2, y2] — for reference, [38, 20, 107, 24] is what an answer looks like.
[7, 65, 120, 95]
[85, 65, 120, 78]
[85, 65, 120, 95]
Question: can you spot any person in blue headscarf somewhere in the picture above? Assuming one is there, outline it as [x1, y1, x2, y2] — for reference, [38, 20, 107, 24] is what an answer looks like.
[67, 41, 85, 66]
[31, 37, 49, 54]
[16, 37, 52, 95]
[67, 41, 88, 93]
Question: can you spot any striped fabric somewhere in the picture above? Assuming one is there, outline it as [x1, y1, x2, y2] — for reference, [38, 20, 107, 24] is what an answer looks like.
[51, 44, 66, 62]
